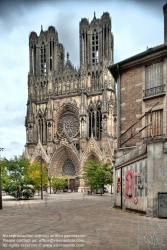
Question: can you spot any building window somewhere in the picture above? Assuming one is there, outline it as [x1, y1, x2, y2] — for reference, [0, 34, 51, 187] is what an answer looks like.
[144, 62, 163, 97]
[82, 33, 84, 64]
[146, 110, 163, 137]
[92, 30, 98, 65]
[31, 45, 36, 75]
[88, 104, 102, 139]
[50, 41, 53, 71]
[41, 42, 46, 76]
[38, 115, 47, 143]
[32, 46, 34, 74]
[62, 159, 75, 176]
[135, 164, 137, 173]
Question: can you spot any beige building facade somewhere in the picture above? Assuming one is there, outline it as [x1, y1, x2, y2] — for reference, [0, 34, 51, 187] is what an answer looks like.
[25, 13, 116, 191]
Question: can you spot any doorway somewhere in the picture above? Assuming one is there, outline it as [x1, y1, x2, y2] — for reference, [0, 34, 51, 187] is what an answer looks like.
[69, 179, 75, 191]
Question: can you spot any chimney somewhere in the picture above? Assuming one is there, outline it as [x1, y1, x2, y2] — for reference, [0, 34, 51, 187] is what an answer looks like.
[163, 3, 167, 43]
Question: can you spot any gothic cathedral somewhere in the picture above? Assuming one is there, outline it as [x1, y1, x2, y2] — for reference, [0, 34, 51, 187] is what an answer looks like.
[25, 12, 116, 191]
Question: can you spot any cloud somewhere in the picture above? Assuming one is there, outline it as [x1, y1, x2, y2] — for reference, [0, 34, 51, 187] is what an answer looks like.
[0, 0, 165, 159]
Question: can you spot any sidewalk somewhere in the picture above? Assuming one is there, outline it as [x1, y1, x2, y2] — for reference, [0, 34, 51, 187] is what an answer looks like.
[0, 193, 167, 250]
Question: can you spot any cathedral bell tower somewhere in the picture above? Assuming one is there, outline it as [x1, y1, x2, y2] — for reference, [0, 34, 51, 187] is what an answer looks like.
[25, 13, 116, 192]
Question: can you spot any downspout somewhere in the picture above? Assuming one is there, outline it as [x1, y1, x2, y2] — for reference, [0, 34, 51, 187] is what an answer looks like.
[116, 64, 123, 210]
[117, 64, 121, 141]
[121, 167, 123, 210]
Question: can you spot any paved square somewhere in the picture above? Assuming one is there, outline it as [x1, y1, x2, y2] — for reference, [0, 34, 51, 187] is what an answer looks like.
[0, 193, 167, 250]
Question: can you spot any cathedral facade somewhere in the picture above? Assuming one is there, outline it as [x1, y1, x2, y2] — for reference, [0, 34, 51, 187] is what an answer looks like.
[24, 12, 116, 191]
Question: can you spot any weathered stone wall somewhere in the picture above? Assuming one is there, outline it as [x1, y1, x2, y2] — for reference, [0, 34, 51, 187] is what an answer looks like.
[114, 144, 147, 211]
[114, 138, 167, 217]
[147, 138, 167, 217]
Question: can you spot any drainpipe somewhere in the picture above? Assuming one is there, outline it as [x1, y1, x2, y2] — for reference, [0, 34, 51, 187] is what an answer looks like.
[117, 64, 121, 141]
[121, 167, 123, 210]
[116, 64, 123, 209]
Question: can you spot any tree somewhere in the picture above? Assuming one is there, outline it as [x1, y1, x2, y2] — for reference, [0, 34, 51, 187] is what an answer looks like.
[51, 176, 68, 193]
[26, 161, 48, 194]
[83, 160, 113, 196]
[0, 156, 35, 199]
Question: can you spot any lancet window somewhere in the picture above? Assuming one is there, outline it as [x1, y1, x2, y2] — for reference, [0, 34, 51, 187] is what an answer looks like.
[38, 113, 47, 143]
[92, 30, 98, 65]
[50, 40, 54, 70]
[41, 42, 46, 76]
[88, 102, 102, 139]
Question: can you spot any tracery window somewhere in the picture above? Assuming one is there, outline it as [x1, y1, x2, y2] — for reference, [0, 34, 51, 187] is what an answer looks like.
[38, 114, 47, 143]
[50, 40, 54, 70]
[82, 33, 85, 64]
[30, 45, 36, 75]
[57, 113, 79, 138]
[88, 103, 102, 139]
[41, 42, 46, 76]
[62, 159, 75, 176]
[92, 30, 98, 65]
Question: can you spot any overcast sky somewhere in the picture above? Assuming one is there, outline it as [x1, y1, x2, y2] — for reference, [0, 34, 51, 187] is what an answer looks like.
[0, 0, 165, 159]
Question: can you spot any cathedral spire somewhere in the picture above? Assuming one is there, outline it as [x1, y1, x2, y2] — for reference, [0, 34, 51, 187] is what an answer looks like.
[67, 52, 69, 61]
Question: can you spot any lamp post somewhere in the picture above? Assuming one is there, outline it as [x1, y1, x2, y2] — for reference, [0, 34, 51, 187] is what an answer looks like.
[39, 149, 43, 200]
[48, 176, 52, 194]
[0, 148, 4, 210]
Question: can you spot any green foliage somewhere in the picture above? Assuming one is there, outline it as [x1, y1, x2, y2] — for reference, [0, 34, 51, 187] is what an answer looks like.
[27, 161, 48, 190]
[0, 156, 35, 199]
[51, 176, 68, 193]
[83, 160, 113, 195]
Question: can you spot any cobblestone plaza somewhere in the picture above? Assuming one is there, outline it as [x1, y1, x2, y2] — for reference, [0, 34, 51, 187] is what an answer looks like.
[0, 193, 167, 250]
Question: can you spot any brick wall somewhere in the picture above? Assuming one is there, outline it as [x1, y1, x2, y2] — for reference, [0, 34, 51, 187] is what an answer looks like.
[120, 67, 143, 147]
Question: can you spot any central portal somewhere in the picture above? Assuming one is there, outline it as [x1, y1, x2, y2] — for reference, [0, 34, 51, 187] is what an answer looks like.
[69, 179, 75, 191]
[62, 158, 76, 191]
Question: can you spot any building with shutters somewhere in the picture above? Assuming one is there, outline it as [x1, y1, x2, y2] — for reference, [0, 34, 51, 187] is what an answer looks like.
[108, 3, 167, 217]
[24, 12, 116, 192]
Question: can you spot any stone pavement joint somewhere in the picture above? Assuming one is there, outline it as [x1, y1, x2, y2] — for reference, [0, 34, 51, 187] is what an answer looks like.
[0, 193, 167, 250]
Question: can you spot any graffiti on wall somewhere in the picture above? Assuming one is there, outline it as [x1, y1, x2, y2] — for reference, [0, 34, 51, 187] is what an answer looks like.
[138, 173, 144, 189]
[125, 169, 134, 199]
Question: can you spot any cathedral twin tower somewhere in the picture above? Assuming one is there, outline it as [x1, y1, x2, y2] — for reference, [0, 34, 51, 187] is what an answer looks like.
[25, 12, 116, 191]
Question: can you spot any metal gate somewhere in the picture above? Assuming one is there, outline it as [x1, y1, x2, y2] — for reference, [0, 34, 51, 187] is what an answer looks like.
[158, 192, 167, 218]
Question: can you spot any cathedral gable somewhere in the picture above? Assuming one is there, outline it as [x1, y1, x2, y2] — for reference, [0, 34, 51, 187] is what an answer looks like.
[81, 138, 103, 164]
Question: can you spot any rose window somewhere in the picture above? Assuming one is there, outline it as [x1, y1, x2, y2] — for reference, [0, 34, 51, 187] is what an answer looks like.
[62, 159, 75, 176]
[57, 113, 79, 138]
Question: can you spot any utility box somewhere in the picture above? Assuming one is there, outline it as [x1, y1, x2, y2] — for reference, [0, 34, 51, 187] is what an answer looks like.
[158, 192, 167, 218]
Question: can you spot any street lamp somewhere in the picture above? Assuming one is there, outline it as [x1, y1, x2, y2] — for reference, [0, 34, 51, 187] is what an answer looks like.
[48, 176, 52, 194]
[0, 148, 4, 210]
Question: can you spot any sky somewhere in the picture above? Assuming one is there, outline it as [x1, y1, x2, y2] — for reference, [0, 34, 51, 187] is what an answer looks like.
[0, 0, 165, 159]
